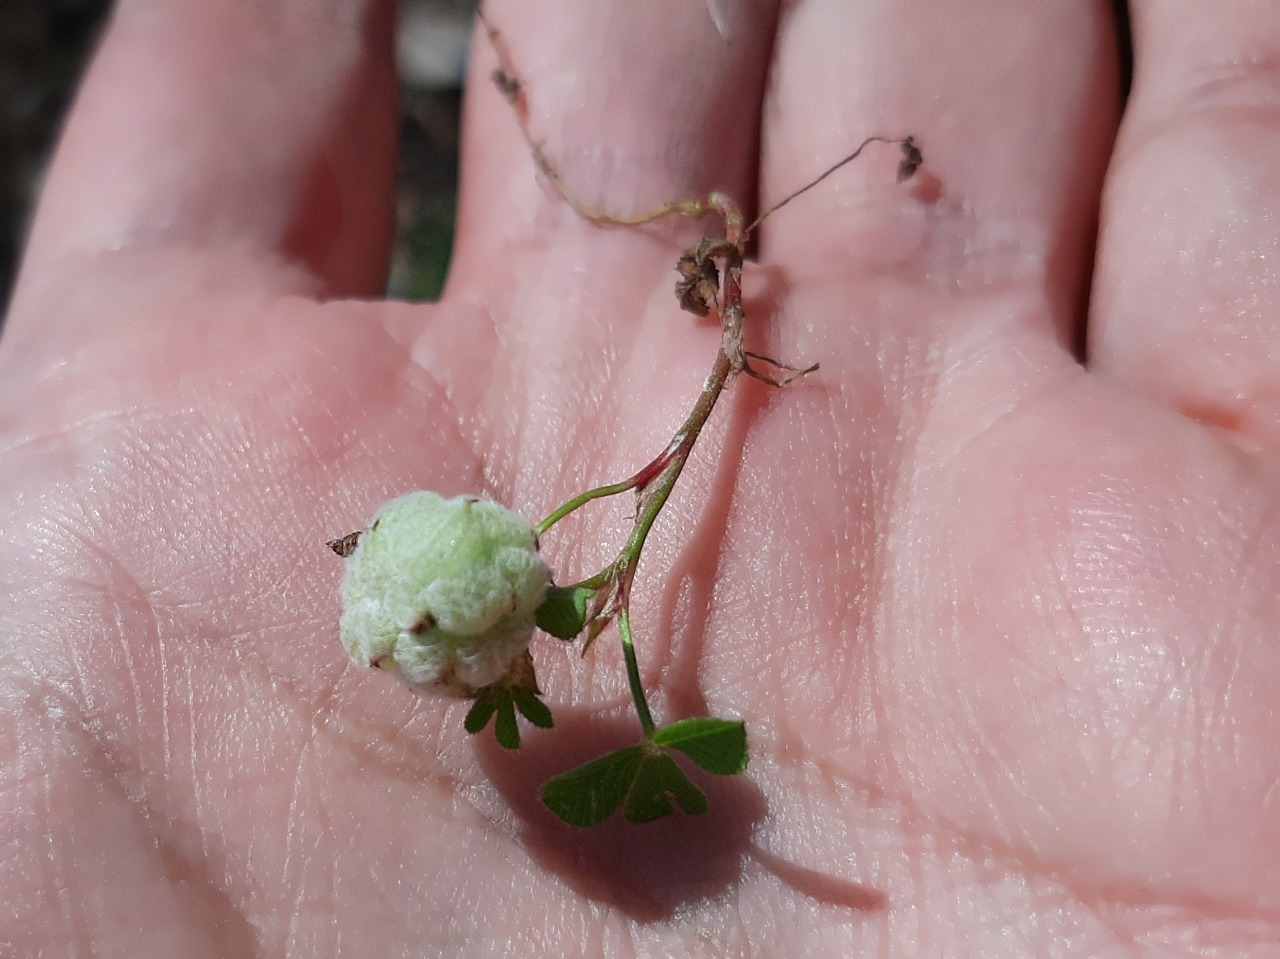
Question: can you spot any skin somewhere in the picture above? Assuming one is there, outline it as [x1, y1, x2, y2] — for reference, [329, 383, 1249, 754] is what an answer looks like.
[2, 0, 1279, 954]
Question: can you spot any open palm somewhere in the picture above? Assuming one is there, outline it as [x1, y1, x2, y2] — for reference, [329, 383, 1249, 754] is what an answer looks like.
[4, 1, 1279, 955]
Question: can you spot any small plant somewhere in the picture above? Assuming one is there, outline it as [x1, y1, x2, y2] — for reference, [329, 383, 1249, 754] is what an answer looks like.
[329, 10, 922, 827]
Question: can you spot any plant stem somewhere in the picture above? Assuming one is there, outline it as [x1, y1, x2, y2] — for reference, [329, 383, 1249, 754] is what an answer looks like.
[554, 341, 735, 599]
[618, 608, 655, 736]
[536, 476, 640, 538]
[535, 434, 683, 537]
[619, 349, 733, 567]
[553, 340, 737, 726]
[532, 218, 747, 730]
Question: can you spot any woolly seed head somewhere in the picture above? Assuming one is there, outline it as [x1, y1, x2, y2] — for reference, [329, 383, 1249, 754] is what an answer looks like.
[338, 491, 551, 697]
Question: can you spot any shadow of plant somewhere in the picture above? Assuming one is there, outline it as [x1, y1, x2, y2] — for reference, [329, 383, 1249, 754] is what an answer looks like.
[476, 706, 765, 921]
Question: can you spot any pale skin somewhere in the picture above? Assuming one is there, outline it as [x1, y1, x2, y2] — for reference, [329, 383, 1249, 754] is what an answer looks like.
[3, 0, 1280, 954]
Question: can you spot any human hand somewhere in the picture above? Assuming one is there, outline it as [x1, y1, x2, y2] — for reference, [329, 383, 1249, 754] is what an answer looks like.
[3, 1, 1278, 955]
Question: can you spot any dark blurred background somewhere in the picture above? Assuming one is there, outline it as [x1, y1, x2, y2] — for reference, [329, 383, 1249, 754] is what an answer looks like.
[0, 0, 475, 319]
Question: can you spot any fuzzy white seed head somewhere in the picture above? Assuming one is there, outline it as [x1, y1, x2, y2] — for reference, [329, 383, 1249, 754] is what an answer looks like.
[338, 491, 551, 697]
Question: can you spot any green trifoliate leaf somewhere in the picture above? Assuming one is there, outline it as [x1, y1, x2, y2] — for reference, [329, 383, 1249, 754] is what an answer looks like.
[622, 752, 709, 823]
[540, 743, 721, 826]
[535, 585, 596, 640]
[651, 718, 748, 775]
[540, 745, 645, 827]
[511, 687, 554, 729]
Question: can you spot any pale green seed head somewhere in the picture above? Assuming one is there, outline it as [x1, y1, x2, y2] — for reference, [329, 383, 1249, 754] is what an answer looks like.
[338, 491, 550, 697]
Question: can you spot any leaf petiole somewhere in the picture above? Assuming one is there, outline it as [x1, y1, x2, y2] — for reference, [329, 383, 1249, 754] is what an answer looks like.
[618, 608, 655, 736]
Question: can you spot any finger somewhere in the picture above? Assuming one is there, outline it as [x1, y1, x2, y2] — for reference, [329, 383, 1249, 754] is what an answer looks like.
[14, 0, 397, 307]
[1089, 2, 1280, 447]
[758, 0, 1119, 346]
[449, 0, 780, 293]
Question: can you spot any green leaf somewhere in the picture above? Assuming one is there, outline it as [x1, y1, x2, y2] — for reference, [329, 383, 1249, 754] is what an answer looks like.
[511, 687, 554, 729]
[494, 696, 521, 750]
[464, 692, 499, 734]
[539, 745, 645, 827]
[623, 752, 709, 823]
[535, 585, 596, 640]
[539, 745, 717, 826]
[651, 718, 748, 775]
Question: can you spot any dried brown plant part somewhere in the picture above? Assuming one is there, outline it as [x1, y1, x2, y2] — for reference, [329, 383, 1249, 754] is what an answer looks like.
[674, 240, 724, 318]
[745, 134, 924, 233]
[491, 67, 520, 105]
[897, 135, 924, 182]
[741, 351, 821, 389]
[478, 6, 920, 384]
[327, 530, 361, 557]
[477, 6, 721, 231]
[478, 10, 923, 628]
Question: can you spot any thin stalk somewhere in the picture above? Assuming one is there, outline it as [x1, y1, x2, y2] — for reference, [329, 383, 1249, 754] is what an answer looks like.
[621, 350, 733, 563]
[562, 346, 734, 590]
[538, 237, 744, 739]
[618, 607, 655, 736]
[536, 436, 686, 537]
[536, 476, 640, 538]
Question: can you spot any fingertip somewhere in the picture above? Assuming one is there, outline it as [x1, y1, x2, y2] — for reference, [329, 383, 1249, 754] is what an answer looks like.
[18, 0, 399, 300]
[759, 0, 1118, 345]
[449, 0, 780, 291]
